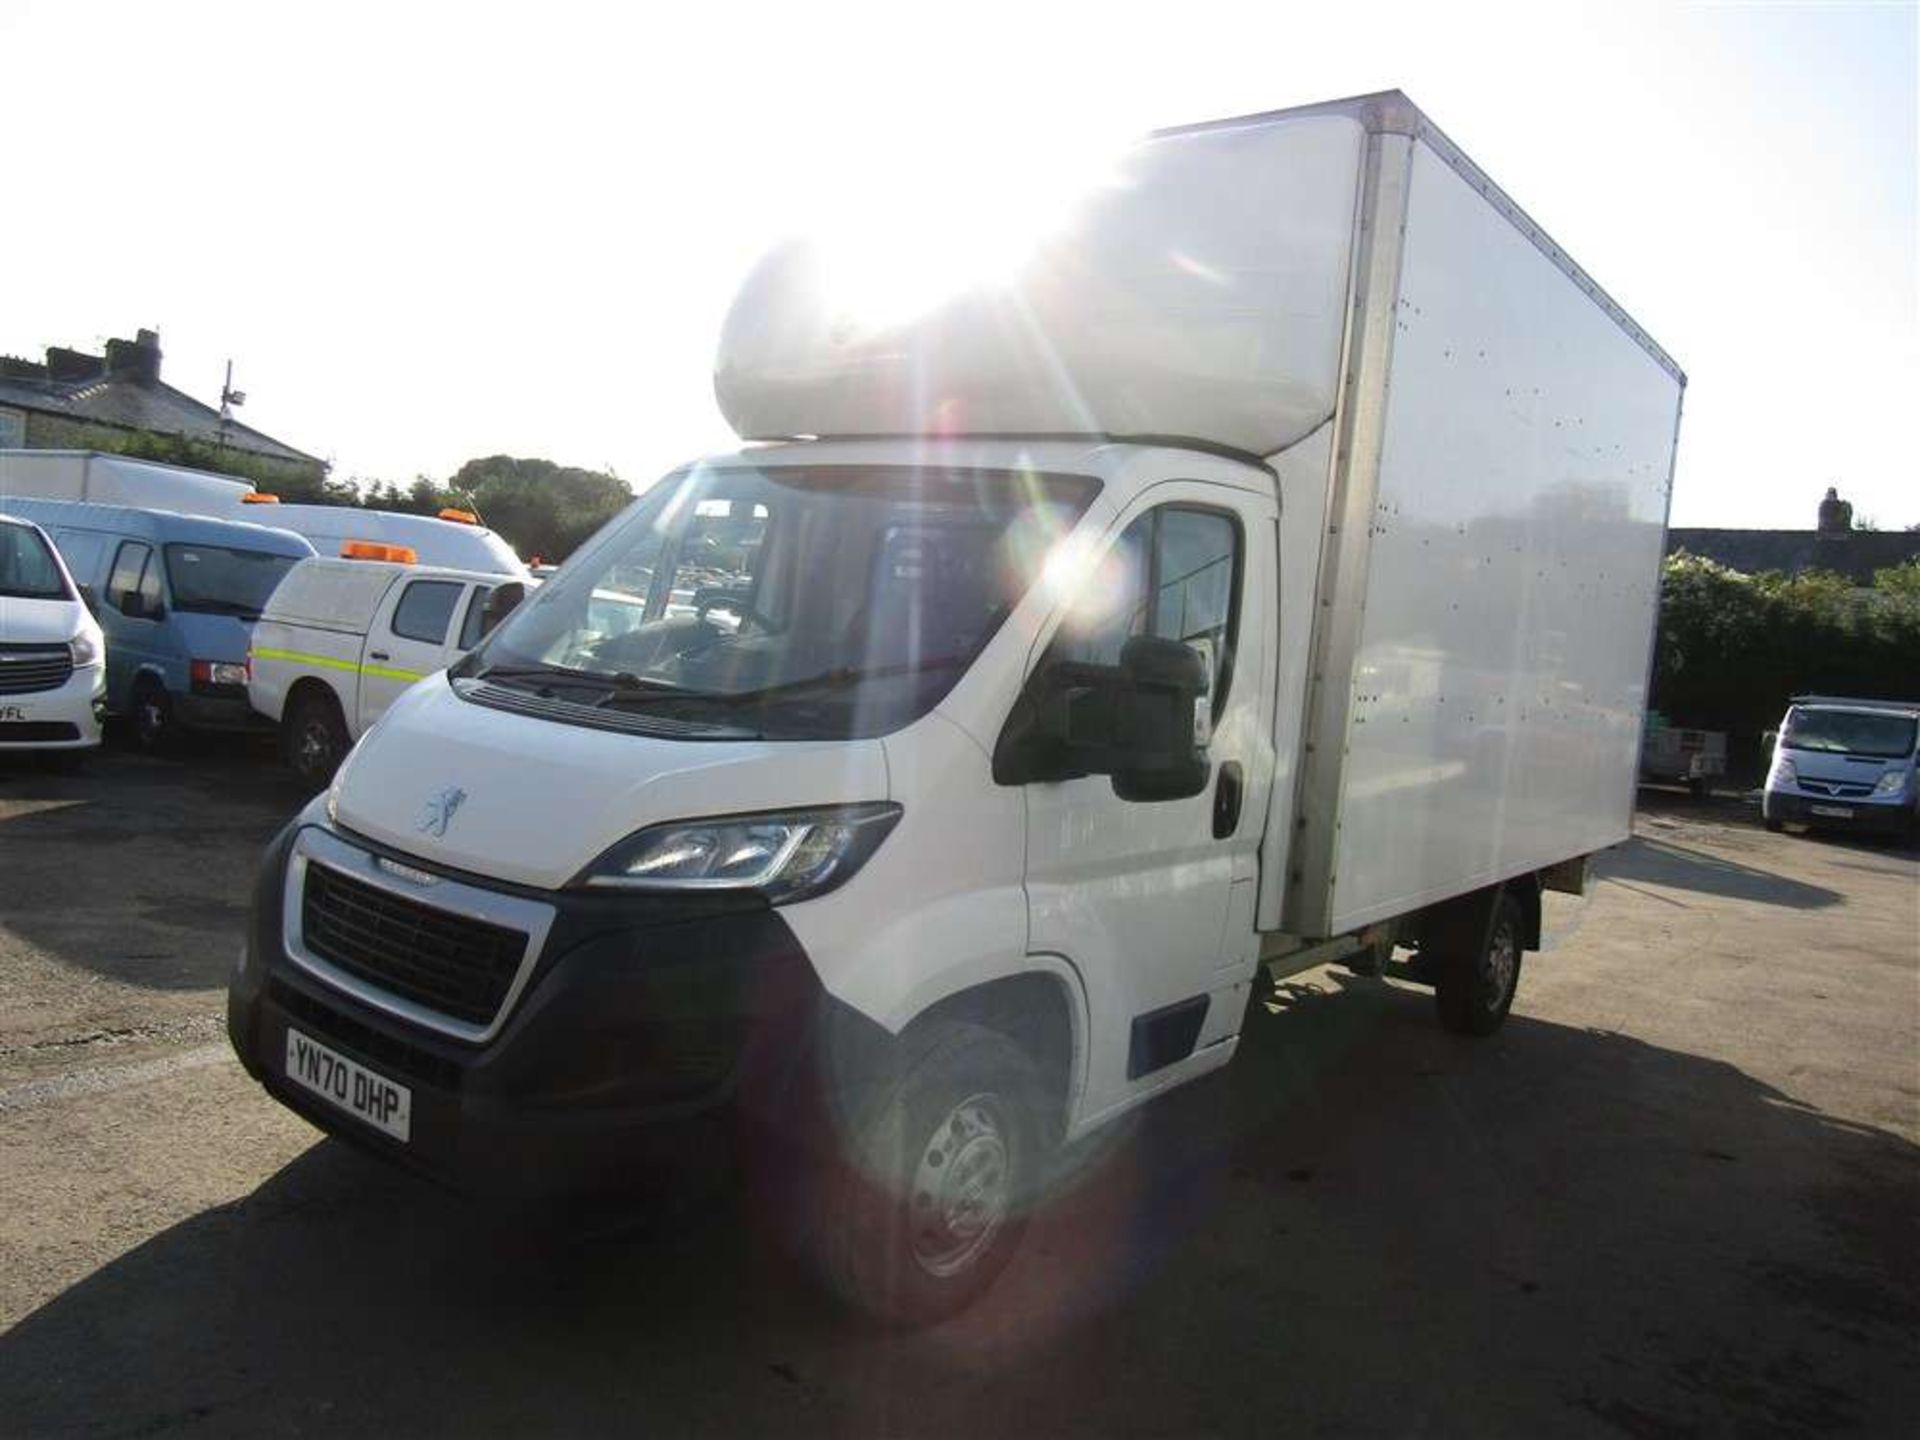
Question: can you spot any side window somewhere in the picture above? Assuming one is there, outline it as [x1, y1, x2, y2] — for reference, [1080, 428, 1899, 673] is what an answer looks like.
[107, 541, 154, 617]
[457, 585, 492, 650]
[390, 580, 463, 644]
[1150, 509, 1237, 704]
[1046, 504, 1241, 704]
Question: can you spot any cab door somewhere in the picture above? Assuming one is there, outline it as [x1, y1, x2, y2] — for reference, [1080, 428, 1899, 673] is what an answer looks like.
[356, 577, 466, 733]
[1017, 482, 1276, 1127]
[101, 538, 165, 708]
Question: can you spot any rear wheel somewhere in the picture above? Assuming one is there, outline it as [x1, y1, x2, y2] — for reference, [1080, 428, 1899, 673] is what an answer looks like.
[808, 1021, 1044, 1327]
[1432, 890, 1525, 1036]
[128, 677, 176, 754]
[283, 688, 351, 789]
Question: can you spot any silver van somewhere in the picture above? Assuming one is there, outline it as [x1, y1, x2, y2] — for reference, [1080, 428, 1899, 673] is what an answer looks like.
[1763, 696, 1920, 838]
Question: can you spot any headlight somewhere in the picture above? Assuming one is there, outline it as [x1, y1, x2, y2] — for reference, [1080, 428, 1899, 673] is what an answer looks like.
[1873, 771, 1907, 796]
[69, 630, 102, 667]
[574, 802, 902, 903]
[1771, 757, 1797, 784]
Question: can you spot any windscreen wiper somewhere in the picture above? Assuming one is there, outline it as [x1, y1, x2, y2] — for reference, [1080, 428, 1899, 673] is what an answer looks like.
[473, 661, 619, 693]
[593, 672, 691, 703]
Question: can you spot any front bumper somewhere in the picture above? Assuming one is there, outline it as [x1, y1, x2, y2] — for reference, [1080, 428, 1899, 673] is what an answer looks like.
[0, 664, 104, 750]
[1763, 789, 1914, 835]
[227, 817, 858, 1198]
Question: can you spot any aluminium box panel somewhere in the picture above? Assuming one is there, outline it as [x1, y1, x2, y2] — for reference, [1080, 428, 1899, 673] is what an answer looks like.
[715, 116, 1365, 457]
[1282, 138, 1682, 938]
[0, 451, 253, 510]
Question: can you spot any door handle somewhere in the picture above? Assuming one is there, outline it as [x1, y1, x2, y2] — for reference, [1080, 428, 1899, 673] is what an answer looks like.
[1213, 760, 1244, 839]
[369, 650, 391, 662]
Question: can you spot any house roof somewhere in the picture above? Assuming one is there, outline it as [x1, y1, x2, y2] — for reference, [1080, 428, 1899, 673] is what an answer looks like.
[0, 332, 320, 468]
[1666, 528, 1920, 586]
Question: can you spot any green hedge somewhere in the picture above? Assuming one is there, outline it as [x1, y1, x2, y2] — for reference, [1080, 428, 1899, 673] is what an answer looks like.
[1651, 554, 1920, 775]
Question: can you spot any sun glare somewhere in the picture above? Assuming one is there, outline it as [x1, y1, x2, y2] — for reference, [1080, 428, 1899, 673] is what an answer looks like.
[804, 123, 1131, 336]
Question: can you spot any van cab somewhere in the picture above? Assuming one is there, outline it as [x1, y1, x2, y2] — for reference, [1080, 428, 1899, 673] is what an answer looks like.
[1763, 696, 1920, 838]
[0, 511, 106, 756]
[249, 556, 524, 785]
[3, 498, 314, 749]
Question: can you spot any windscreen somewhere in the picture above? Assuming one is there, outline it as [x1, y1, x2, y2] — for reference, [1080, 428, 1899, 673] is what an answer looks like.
[0, 520, 71, 600]
[164, 544, 301, 619]
[461, 462, 1100, 740]
[1782, 707, 1918, 760]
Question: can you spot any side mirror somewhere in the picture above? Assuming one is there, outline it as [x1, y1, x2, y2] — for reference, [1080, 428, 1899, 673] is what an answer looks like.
[77, 583, 99, 616]
[993, 634, 1211, 800]
[480, 582, 526, 638]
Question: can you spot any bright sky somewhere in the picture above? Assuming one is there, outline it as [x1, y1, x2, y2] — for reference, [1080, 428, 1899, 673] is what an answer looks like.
[2, 0, 1913, 529]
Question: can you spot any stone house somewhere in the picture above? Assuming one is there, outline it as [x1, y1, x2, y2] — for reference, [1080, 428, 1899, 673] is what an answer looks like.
[0, 328, 323, 492]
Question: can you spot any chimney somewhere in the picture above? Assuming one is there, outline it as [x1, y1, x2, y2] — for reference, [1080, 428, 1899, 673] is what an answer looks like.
[104, 328, 163, 387]
[1816, 485, 1853, 536]
[44, 346, 106, 383]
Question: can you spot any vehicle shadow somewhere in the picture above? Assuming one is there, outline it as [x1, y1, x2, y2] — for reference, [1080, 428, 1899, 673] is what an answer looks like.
[4, 978, 1914, 1438]
[0, 744, 310, 991]
[1599, 835, 1843, 910]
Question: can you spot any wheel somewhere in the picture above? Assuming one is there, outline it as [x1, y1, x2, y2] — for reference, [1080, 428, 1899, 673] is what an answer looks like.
[282, 689, 351, 789]
[1686, 777, 1709, 800]
[1432, 891, 1525, 1037]
[1764, 817, 1785, 834]
[808, 1021, 1044, 1326]
[128, 678, 176, 753]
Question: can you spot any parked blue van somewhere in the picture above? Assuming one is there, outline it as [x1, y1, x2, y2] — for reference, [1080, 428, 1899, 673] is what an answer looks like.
[1, 499, 314, 749]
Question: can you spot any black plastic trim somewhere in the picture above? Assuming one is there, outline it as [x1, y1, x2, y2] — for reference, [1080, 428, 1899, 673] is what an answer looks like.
[1127, 995, 1210, 1080]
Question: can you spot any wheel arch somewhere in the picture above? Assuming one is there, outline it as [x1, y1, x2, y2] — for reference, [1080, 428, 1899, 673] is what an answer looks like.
[284, 673, 349, 724]
[895, 964, 1086, 1144]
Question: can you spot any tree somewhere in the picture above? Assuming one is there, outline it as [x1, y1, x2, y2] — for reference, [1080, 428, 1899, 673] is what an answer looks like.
[445, 455, 633, 561]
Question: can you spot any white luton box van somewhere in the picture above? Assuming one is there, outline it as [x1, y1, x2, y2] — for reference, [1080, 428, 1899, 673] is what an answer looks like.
[228, 92, 1684, 1323]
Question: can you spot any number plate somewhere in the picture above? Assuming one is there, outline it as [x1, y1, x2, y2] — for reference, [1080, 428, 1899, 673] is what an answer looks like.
[0, 705, 28, 721]
[284, 1028, 412, 1142]
[1809, 804, 1853, 819]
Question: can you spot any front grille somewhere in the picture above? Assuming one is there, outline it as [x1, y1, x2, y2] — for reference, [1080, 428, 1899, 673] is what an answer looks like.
[0, 645, 72, 696]
[1800, 780, 1874, 799]
[0, 721, 81, 742]
[301, 861, 529, 1028]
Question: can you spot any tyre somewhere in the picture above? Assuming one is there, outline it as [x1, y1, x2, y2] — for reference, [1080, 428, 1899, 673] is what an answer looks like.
[283, 688, 351, 789]
[128, 677, 176, 754]
[808, 1021, 1044, 1327]
[1432, 890, 1525, 1037]
[1763, 817, 1784, 834]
